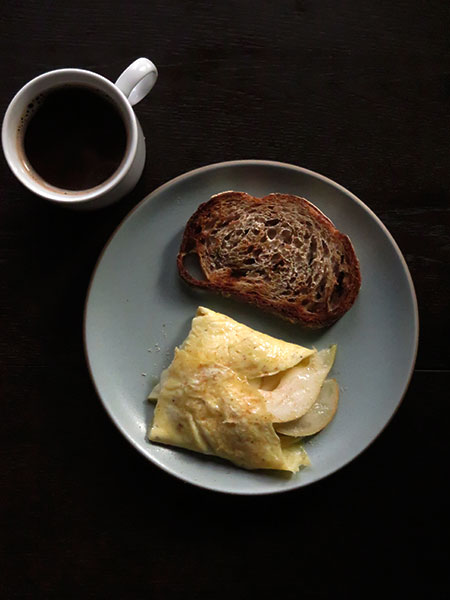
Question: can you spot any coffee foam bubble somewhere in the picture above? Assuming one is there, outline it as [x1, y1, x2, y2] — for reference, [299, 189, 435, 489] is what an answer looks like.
[17, 93, 45, 135]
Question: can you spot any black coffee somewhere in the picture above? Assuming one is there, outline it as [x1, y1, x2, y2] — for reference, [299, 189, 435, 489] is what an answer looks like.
[20, 85, 127, 190]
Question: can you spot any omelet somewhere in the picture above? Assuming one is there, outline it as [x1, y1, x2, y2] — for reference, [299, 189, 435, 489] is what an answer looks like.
[148, 307, 337, 472]
[180, 306, 314, 378]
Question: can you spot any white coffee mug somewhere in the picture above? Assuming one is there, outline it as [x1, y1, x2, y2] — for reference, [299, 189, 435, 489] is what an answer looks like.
[1, 58, 158, 210]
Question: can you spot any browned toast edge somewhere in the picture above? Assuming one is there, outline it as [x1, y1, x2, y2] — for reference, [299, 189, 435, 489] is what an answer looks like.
[177, 192, 361, 327]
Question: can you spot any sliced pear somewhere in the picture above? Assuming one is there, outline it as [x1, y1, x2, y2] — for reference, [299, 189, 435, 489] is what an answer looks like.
[277, 433, 303, 448]
[260, 345, 336, 422]
[275, 378, 339, 436]
[259, 371, 284, 391]
[248, 371, 284, 391]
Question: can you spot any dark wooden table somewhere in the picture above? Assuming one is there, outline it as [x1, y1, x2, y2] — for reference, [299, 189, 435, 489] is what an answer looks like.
[1, 2, 448, 598]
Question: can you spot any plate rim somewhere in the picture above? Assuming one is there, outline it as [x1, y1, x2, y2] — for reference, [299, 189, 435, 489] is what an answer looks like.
[83, 159, 419, 494]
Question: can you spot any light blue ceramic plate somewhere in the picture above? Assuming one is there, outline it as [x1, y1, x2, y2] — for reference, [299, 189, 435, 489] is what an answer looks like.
[84, 160, 418, 494]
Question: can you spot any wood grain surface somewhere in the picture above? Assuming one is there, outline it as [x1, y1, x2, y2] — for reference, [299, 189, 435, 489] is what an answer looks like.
[0, 2, 448, 598]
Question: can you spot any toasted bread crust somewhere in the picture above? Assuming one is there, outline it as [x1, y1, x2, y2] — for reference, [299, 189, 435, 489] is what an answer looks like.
[177, 192, 361, 327]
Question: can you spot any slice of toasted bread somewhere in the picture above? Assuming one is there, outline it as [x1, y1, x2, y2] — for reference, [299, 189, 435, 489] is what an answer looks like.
[177, 192, 361, 327]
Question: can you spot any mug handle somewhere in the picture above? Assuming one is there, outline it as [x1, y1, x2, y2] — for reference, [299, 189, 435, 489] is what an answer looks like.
[115, 58, 158, 106]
